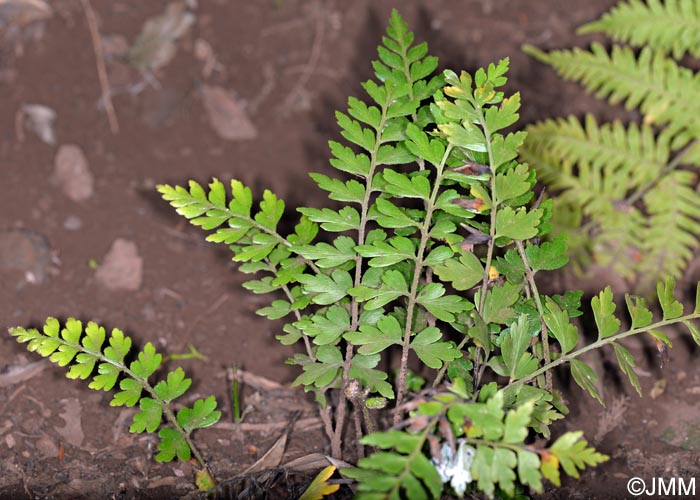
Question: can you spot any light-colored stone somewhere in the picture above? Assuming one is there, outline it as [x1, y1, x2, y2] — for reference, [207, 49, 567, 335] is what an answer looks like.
[54, 144, 93, 202]
[21, 103, 56, 144]
[201, 85, 257, 140]
[95, 238, 143, 291]
[35, 436, 58, 458]
[5, 434, 16, 449]
[0, 228, 52, 284]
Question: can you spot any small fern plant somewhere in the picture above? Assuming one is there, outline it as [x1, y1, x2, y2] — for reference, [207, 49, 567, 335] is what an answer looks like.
[520, 0, 700, 291]
[156, 10, 700, 498]
[9, 10, 700, 499]
[9, 318, 221, 490]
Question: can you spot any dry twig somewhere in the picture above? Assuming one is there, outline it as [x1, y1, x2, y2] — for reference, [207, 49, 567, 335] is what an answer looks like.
[79, 0, 119, 134]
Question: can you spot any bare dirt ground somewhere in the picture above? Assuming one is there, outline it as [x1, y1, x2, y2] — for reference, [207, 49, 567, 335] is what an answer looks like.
[1, 1, 698, 499]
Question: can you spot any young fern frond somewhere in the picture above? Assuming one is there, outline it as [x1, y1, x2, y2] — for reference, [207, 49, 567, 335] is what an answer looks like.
[579, 0, 700, 58]
[8, 318, 221, 478]
[159, 9, 452, 457]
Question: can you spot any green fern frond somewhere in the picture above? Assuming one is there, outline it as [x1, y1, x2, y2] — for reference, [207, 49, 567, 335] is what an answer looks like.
[523, 43, 700, 138]
[592, 205, 647, 279]
[8, 318, 220, 474]
[521, 113, 700, 281]
[640, 171, 700, 287]
[521, 116, 668, 256]
[579, 0, 700, 58]
[522, 114, 670, 200]
[524, 3, 700, 288]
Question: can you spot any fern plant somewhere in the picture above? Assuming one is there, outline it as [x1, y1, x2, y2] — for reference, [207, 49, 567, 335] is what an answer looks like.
[521, 0, 700, 290]
[9, 318, 221, 490]
[156, 10, 700, 498]
[9, 9, 700, 499]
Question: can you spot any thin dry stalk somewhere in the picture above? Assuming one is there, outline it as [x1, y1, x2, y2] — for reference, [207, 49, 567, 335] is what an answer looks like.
[79, 0, 119, 134]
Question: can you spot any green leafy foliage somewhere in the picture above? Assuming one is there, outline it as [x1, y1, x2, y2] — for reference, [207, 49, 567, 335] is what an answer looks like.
[347, 390, 609, 499]
[13, 8, 700, 500]
[178, 396, 222, 432]
[8, 318, 220, 476]
[578, 0, 700, 59]
[521, 1, 700, 290]
[345, 430, 443, 499]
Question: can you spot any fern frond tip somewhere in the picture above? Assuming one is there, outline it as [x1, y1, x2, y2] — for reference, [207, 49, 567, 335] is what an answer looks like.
[521, 44, 549, 63]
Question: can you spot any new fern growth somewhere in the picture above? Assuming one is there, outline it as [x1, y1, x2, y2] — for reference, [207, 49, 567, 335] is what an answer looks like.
[521, 0, 700, 290]
[9, 9, 700, 499]
[9, 318, 221, 487]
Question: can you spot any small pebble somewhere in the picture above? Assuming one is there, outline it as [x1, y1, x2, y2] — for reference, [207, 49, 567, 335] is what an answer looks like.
[5, 434, 16, 449]
[0, 228, 52, 284]
[53, 144, 94, 202]
[95, 238, 143, 291]
[63, 215, 82, 231]
[35, 436, 59, 458]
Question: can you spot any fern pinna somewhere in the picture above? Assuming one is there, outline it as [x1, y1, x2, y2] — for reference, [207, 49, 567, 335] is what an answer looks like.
[521, 0, 700, 290]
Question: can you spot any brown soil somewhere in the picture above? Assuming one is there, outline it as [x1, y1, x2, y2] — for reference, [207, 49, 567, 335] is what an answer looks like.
[1, 1, 698, 499]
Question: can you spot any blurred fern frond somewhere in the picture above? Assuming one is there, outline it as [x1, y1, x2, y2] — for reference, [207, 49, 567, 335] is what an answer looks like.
[522, 0, 700, 290]
[579, 0, 700, 58]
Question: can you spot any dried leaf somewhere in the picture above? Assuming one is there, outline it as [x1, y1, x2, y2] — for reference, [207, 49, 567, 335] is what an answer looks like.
[127, 1, 194, 72]
[201, 85, 257, 141]
[195, 468, 216, 492]
[0, 360, 48, 387]
[55, 398, 84, 448]
[650, 378, 667, 399]
[283, 453, 338, 473]
[194, 38, 220, 78]
[453, 197, 484, 213]
[241, 431, 288, 475]
[242, 413, 299, 474]
[453, 161, 491, 175]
